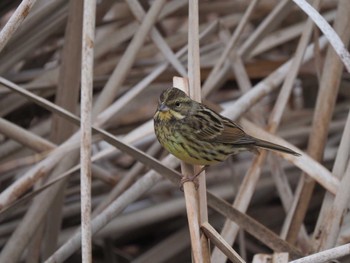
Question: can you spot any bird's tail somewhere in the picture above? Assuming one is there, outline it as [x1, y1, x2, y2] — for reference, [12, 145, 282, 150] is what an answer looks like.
[255, 139, 300, 156]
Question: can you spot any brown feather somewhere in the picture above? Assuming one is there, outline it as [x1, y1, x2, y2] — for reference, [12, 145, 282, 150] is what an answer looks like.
[215, 118, 253, 144]
[254, 139, 301, 156]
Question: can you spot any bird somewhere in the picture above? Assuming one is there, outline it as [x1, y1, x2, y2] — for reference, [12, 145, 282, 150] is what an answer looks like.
[153, 87, 300, 181]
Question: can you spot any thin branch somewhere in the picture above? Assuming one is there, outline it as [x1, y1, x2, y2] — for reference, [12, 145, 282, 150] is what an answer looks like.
[202, 0, 259, 93]
[292, 0, 350, 72]
[0, 0, 37, 53]
[174, 77, 204, 263]
[201, 222, 245, 263]
[92, 0, 166, 116]
[80, 0, 96, 262]
[125, 0, 187, 76]
[313, 111, 350, 250]
[207, 193, 303, 260]
[282, 0, 350, 243]
[289, 243, 350, 263]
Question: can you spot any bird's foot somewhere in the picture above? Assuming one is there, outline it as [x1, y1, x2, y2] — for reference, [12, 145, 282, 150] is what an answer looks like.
[179, 166, 207, 191]
[180, 175, 199, 191]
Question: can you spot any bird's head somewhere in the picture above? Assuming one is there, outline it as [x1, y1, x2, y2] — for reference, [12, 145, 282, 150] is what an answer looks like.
[155, 87, 195, 120]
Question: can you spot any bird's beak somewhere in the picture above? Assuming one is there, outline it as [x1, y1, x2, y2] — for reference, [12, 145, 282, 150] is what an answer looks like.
[158, 103, 169, 112]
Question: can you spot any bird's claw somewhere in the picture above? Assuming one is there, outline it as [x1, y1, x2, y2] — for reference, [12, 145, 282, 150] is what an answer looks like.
[180, 176, 199, 191]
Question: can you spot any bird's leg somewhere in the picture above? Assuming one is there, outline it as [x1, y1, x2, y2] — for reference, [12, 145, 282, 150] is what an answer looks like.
[193, 165, 207, 178]
[180, 165, 207, 190]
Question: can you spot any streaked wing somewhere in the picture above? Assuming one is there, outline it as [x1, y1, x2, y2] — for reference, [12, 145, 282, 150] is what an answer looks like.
[216, 117, 256, 144]
[182, 106, 224, 141]
[184, 106, 254, 145]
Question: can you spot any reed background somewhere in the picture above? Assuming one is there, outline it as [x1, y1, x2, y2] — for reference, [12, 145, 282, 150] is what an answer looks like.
[0, 0, 349, 262]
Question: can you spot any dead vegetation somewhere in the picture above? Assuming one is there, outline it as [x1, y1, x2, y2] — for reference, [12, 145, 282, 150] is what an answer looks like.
[0, 0, 349, 262]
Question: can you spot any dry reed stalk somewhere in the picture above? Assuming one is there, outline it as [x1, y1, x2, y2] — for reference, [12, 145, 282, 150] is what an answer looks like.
[44, 154, 181, 262]
[211, 34, 327, 262]
[41, 1, 83, 259]
[0, 16, 216, 260]
[312, 111, 350, 250]
[289, 243, 350, 263]
[80, 0, 96, 261]
[91, 142, 161, 216]
[239, 0, 293, 59]
[0, 3, 84, 260]
[208, 193, 303, 259]
[0, 32, 322, 263]
[0, 0, 37, 52]
[272, 253, 289, 263]
[202, 0, 259, 94]
[283, 0, 350, 244]
[173, 77, 204, 263]
[265, 0, 321, 249]
[0, 152, 47, 174]
[94, 20, 219, 127]
[249, 9, 334, 58]
[0, 117, 54, 151]
[0, 1, 348, 261]
[0, 2, 69, 73]
[0, 138, 81, 262]
[126, 0, 186, 77]
[232, 6, 316, 244]
[292, 0, 350, 72]
[0, 119, 51, 160]
[242, 119, 338, 193]
[90, 178, 234, 240]
[252, 254, 271, 263]
[93, 0, 166, 116]
[187, 1, 210, 261]
[214, 11, 315, 256]
[201, 222, 245, 263]
[229, 14, 317, 250]
[221, 36, 327, 121]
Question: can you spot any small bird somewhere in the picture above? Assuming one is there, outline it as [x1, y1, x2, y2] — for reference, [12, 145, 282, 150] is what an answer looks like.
[154, 87, 300, 174]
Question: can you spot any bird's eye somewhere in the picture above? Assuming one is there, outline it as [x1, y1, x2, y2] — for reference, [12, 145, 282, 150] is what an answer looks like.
[175, 102, 181, 107]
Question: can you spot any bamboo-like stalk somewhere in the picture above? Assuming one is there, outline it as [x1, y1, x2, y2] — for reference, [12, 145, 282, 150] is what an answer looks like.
[0, 117, 54, 152]
[41, 0, 83, 258]
[289, 243, 350, 263]
[173, 77, 204, 263]
[202, 0, 259, 94]
[91, 142, 161, 216]
[94, 19, 218, 127]
[239, 0, 294, 59]
[3, 33, 330, 213]
[228, 5, 317, 248]
[202, 222, 245, 263]
[208, 193, 303, 259]
[212, 33, 327, 262]
[125, 0, 186, 77]
[187, 1, 210, 261]
[92, 0, 166, 116]
[241, 119, 338, 194]
[0, 3, 69, 74]
[0, 0, 37, 52]
[44, 155, 178, 262]
[292, 0, 350, 72]
[313, 111, 350, 250]
[80, 0, 96, 262]
[0, 32, 331, 206]
[0, 2, 348, 261]
[283, 0, 350, 244]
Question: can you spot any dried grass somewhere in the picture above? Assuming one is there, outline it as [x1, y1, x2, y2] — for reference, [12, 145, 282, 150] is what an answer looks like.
[0, 0, 349, 262]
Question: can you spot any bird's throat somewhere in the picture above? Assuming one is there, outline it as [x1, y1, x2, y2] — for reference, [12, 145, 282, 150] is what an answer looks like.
[157, 110, 185, 122]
